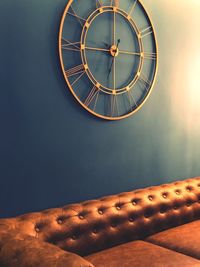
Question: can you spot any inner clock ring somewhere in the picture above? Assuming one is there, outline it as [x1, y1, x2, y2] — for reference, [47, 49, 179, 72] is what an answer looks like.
[80, 7, 144, 95]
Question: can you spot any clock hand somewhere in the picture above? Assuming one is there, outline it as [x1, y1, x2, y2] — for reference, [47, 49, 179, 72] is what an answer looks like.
[107, 39, 120, 78]
[102, 42, 110, 48]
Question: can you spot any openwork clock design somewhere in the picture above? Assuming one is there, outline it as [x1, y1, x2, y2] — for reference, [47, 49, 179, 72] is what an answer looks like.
[59, 0, 158, 120]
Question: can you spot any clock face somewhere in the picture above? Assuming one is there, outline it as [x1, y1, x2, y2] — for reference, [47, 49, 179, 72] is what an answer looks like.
[59, 0, 158, 120]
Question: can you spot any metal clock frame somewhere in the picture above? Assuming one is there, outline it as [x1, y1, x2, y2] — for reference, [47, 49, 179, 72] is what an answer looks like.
[59, 0, 158, 120]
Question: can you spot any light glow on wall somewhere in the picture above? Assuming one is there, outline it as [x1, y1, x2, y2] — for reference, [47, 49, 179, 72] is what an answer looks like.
[187, 57, 200, 114]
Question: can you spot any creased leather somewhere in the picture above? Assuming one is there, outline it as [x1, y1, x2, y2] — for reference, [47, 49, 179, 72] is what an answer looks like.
[86, 240, 200, 267]
[0, 231, 94, 267]
[146, 219, 200, 260]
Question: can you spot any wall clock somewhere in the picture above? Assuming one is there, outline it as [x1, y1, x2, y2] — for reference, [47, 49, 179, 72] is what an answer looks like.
[59, 0, 158, 120]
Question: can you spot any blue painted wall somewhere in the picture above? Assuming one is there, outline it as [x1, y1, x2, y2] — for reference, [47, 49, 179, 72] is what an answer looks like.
[0, 0, 200, 218]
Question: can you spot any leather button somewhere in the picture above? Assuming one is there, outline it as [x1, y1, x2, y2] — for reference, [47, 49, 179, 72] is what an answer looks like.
[116, 206, 121, 210]
[186, 187, 192, 192]
[57, 219, 63, 225]
[175, 190, 180, 195]
[132, 201, 137, 206]
[98, 209, 103, 215]
[78, 215, 84, 220]
[71, 235, 76, 240]
[35, 227, 40, 233]
[129, 218, 134, 222]
[93, 229, 97, 234]
[148, 196, 153, 201]
[162, 194, 167, 198]
[174, 206, 178, 210]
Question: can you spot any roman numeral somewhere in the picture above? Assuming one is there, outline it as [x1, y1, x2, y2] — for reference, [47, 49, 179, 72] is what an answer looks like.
[84, 85, 100, 109]
[111, 0, 119, 7]
[141, 52, 157, 60]
[110, 91, 119, 117]
[126, 88, 138, 110]
[62, 38, 80, 52]
[128, 0, 137, 16]
[96, 0, 103, 8]
[67, 6, 86, 26]
[65, 64, 86, 78]
[71, 71, 85, 86]
[139, 26, 153, 38]
[137, 73, 151, 90]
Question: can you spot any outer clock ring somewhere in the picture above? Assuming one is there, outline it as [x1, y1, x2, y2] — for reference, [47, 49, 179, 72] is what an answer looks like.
[58, 0, 158, 120]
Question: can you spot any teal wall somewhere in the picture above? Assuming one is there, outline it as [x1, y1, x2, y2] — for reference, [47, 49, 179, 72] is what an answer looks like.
[0, 0, 200, 218]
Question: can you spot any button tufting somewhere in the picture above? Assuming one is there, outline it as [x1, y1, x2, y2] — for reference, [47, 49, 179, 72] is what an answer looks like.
[186, 187, 192, 192]
[57, 219, 63, 225]
[132, 201, 137, 206]
[71, 235, 76, 240]
[175, 190, 180, 195]
[116, 206, 121, 210]
[129, 217, 134, 222]
[174, 206, 178, 210]
[35, 227, 40, 233]
[148, 196, 153, 201]
[78, 215, 84, 220]
[98, 209, 103, 215]
[93, 229, 97, 234]
[111, 223, 117, 228]
[162, 193, 167, 198]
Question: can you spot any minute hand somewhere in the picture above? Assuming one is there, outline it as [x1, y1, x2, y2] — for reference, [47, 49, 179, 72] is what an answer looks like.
[108, 39, 120, 78]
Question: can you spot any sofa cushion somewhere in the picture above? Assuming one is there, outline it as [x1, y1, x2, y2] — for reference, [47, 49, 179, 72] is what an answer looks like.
[85, 240, 200, 267]
[146, 219, 200, 260]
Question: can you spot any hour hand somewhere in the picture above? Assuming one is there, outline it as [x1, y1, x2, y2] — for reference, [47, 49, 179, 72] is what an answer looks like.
[107, 39, 120, 78]
[102, 42, 110, 48]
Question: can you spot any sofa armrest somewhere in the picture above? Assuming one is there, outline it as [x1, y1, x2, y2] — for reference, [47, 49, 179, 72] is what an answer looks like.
[0, 233, 94, 267]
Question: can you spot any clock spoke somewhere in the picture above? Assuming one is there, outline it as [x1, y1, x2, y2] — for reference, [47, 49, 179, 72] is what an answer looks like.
[113, 5, 116, 45]
[119, 50, 141, 56]
[84, 46, 110, 53]
[113, 57, 116, 90]
[84, 85, 100, 109]
[68, 6, 86, 26]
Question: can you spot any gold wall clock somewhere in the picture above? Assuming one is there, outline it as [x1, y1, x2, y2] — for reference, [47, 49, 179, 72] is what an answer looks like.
[59, 0, 158, 120]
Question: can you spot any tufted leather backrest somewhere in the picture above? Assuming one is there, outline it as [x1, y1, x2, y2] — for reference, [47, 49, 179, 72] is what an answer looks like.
[1, 177, 200, 256]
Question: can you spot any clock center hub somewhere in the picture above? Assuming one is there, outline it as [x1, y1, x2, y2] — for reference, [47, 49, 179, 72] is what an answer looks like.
[110, 45, 119, 57]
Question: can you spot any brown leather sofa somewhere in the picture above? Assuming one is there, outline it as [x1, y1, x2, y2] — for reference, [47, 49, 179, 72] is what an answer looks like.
[1, 177, 200, 267]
